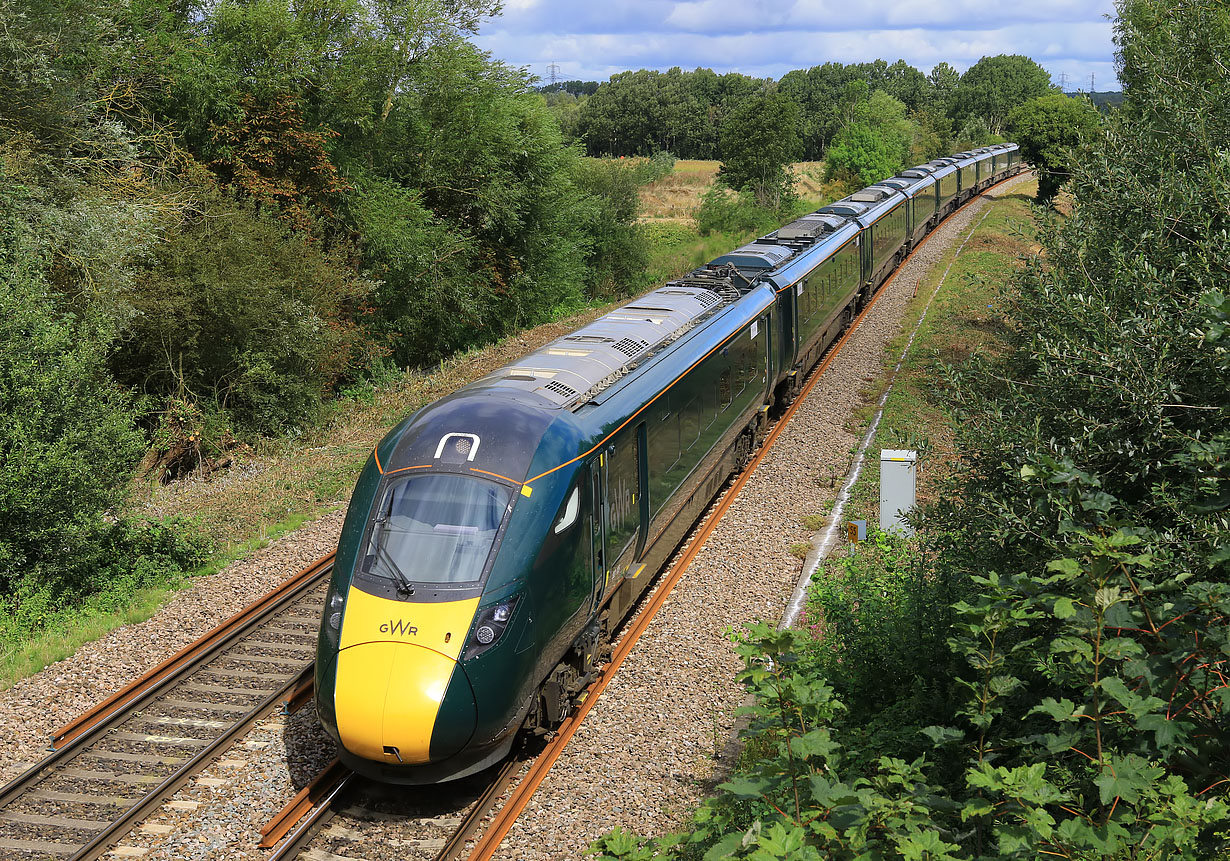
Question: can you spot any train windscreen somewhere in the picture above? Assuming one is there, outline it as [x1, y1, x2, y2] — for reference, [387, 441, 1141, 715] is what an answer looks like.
[365, 474, 512, 585]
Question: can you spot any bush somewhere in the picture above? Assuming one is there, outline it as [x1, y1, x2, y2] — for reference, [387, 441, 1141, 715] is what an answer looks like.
[113, 186, 379, 435]
[0, 178, 146, 597]
[696, 185, 791, 236]
[569, 157, 651, 298]
[802, 530, 958, 766]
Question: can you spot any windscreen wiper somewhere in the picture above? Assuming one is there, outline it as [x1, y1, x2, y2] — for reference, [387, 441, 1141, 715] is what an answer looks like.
[368, 517, 416, 595]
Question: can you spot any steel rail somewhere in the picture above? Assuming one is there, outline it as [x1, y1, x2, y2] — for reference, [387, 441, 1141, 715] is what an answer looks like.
[266, 769, 355, 861]
[0, 554, 335, 860]
[435, 755, 524, 861]
[260, 757, 349, 851]
[49, 553, 335, 750]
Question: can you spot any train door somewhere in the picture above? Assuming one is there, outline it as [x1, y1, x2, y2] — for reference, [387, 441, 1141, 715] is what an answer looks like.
[602, 426, 645, 592]
[589, 459, 606, 612]
[859, 231, 873, 299]
[778, 285, 798, 374]
[761, 311, 775, 401]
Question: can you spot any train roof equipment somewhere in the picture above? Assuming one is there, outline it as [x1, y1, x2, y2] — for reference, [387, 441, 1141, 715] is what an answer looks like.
[775, 213, 847, 242]
[709, 241, 794, 272]
[469, 283, 728, 410]
[819, 199, 869, 218]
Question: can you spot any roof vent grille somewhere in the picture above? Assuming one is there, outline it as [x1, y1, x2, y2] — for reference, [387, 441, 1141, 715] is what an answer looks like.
[543, 380, 578, 399]
[613, 337, 649, 357]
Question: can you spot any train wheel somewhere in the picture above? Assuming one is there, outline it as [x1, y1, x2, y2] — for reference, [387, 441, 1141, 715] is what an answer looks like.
[734, 426, 756, 473]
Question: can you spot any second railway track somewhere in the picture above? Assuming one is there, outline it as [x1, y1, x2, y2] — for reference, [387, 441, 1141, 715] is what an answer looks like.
[0, 556, 334, 860]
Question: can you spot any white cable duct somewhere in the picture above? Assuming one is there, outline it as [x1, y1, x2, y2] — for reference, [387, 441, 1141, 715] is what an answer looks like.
[780, 204, 997, 630]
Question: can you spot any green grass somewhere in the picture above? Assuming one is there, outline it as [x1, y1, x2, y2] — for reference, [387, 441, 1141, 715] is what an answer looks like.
[0, 507, 329, 690]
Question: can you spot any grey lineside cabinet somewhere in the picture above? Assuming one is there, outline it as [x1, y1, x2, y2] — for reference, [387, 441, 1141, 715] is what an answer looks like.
[880, 449, 917, 537]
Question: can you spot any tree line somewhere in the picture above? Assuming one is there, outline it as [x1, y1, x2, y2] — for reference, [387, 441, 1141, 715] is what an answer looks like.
[544, 54, 1056, 184]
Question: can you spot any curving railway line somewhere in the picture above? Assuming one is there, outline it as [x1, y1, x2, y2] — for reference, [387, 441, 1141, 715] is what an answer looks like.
[0, 170, 1032, 861]
[249, 170, 1034, 861]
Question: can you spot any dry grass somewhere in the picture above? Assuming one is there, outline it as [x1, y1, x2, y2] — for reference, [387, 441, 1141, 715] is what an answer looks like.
[639, 160, 720, 222]
[791, 161, 828, 199]
[639, 160, 832, 224]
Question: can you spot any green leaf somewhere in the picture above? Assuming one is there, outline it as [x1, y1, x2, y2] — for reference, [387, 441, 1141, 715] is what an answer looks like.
[718, 776, 768, 800]
[921, 725, 964, 747]
[1095, 754, 1162, 805]
[1053, 596, 1077, 618]
[703, 832, 746, 860]
[789, 728, 837, 762]
[1030, 697, 1080, 723]
[1046, 558, 1083, 577]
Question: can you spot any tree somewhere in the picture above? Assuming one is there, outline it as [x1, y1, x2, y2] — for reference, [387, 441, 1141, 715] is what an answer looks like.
[716, 89, 801, 208]
[1009, 93, 1101, 204]
[952, 54, 1054, 135]
[0, 177, 145, 598]
[928, 61, 959, 107]
[823, 90, 913, 190]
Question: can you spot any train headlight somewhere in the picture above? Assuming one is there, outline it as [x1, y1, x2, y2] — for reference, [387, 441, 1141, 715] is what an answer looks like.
[464, 596, 520, 659]
[321, 584, 346, 651]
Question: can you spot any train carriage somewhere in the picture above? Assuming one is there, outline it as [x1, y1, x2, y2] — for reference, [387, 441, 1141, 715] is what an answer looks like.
[923, 157, 961, 214]
[951, 152, 980, 202]
[872, 172, 938, 249]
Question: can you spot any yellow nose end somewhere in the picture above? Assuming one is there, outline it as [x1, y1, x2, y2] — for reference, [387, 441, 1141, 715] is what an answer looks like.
[335, 642, 470, 764]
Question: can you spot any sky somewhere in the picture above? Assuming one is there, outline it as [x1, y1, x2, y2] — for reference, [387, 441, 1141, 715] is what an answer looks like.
[473, 0, 1121, 92]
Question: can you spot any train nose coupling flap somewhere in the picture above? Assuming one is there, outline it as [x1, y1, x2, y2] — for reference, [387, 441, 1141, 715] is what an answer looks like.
[334, 642, 476, 764]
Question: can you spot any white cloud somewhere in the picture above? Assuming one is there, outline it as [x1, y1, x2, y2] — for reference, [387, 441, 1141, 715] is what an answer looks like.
[475, 0, 1121, 88]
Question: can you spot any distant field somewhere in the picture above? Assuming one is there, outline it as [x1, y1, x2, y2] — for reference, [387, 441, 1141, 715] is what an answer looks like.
[639, 160, 720, 222]
[639, 160, 830, 223]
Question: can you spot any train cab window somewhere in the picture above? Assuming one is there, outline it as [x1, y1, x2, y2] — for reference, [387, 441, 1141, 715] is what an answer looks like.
[364, 473, 511, 585]
[553, 486, 580, 534]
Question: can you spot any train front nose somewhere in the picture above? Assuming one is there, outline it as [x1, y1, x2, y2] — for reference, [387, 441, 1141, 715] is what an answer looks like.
[334, 642, 476, 764]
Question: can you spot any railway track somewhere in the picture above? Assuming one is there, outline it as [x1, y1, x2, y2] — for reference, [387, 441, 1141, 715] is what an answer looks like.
[258, 753, 527, 861]
[0, 556, 334, 860]
[254, 194, 912, 861]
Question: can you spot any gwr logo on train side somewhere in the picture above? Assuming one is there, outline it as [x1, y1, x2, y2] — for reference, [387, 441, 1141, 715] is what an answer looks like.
[380, 619, 419, 636]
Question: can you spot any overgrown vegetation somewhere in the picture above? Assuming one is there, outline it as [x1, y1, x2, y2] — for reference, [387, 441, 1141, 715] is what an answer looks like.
[590, 1, 1230, 857]
[0, 0, 663, 655]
